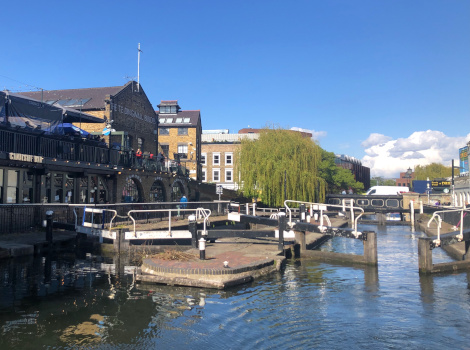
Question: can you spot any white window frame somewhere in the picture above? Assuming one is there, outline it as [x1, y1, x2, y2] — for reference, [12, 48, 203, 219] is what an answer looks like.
[225, 169, 233, 182]
[225, 152, 233, 166]
[201, 168, 207, 182]
[213, 168, 220, 182]
[201, 153, 207, 166]
[213, 152, 220, 166]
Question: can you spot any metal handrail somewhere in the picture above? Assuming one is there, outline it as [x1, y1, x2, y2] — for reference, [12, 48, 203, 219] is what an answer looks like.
[127, 207, 211, 236]
[427, 207, 470, 246]
[284, 199, 364, 237]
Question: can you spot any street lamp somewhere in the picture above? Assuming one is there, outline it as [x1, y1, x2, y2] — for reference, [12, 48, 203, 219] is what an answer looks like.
[426, 177, 430, 204]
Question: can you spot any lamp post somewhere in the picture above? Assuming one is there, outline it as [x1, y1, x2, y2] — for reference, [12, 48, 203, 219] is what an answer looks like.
[426, 177, 430, 204]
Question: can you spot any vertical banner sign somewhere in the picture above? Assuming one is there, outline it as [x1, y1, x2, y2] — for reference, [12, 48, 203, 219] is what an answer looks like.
[459, 146, 468, 175]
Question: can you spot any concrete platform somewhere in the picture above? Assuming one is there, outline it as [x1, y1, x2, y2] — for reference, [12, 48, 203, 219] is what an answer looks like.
[136, 219, 342, 289]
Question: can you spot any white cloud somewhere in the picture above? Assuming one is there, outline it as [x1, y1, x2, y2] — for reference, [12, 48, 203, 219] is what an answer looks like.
[361, 133, 393, 148]
[290, 127, 327, 140]
[361, 130, 470, 178]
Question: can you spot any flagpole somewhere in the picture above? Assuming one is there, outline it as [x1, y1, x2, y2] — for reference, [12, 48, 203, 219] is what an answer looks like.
[137, 43, 141, 92]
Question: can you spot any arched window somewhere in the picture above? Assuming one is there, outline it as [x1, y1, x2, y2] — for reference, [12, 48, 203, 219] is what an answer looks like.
[150, 181, 165, 202]
[122, 178, 141, 203]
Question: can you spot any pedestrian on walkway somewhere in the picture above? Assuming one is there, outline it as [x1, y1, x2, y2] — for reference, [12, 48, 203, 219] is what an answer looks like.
[180, 195, 188, 219]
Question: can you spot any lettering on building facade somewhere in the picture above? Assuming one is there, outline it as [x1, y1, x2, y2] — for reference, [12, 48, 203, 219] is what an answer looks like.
[110, 102, 155, 124]
[9, 153, 44, 163]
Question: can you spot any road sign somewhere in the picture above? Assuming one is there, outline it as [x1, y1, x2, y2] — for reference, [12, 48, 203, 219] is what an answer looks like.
[216, 185, 223, 194]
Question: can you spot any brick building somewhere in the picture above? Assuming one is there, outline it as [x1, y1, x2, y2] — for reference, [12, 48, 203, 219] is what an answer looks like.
[201, 131, 258, 189]
[334, 154, 371, 191]
[157, 100, 202, 181]
[18, 83, 193, 203]
[395, 168, 414, 188]
[20, 81, 158, 155]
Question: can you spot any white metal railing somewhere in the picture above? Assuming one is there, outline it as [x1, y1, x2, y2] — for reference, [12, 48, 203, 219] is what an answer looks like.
[427, 207, 470, 247]
[284, 200, 364, 237]
[127, 207, 211, 236]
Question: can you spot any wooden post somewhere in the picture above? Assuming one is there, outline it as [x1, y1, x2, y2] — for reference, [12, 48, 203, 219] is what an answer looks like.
[363, 231, 378, 265]
[418, 238, 433, 273]
[294, 230, 306, 253]
[464, 241, 470, 261]
[377, 212, 386, 225]
[114, 228, 129, 253]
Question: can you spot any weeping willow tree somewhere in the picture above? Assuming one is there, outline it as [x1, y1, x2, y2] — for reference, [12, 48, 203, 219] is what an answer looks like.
[235, 128, 326, 207]
[414, 163, 457, 180]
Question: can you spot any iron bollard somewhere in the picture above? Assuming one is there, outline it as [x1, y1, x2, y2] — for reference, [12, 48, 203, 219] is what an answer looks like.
[45, 210, 54, 244]
[299, 204, 306, 222]
[188, 214, 197, 248]
[199, 238, 206, 260]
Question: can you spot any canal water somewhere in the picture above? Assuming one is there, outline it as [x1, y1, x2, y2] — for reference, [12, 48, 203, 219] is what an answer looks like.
[0, 224, 469, 349]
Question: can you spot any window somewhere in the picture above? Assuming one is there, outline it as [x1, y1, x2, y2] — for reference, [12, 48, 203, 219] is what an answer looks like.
[225, 152, 233, 165]
[213, 169, 220, 182]
[160, 106, 176, 114]
[161, 144, 169, 157]
[177, 144, 188, 157]
[178, 127, 188, 135]
[213, 153, 220, 165]
[201, 153, 206, 165]
[202, 169, 206, 182]
[159, 127, 169, 135]
[225, 169, 233, 182]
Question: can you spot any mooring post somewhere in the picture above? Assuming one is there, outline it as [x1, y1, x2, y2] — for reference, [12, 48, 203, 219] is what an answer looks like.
[189, 214, 197, 248]
[363, 231, 378, 265]
[114, 229, 129, 253]
[418, 237, 433, 273]
[299, 204, 306, 222]
[278, 212, 286, 251]
[199, 238, 206, 260]
[45, 210, 54, 244]
[377, 212, 386, 225]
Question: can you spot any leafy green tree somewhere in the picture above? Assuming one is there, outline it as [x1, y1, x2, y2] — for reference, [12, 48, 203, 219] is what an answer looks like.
[235, 127, 326, 207]
[414, 163, 457, 180]
[319, 149, 364, 194]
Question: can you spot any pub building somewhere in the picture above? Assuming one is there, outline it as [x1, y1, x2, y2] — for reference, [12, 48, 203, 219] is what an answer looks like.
[7, 81, 190, 204]
[0, 90, 116, 204]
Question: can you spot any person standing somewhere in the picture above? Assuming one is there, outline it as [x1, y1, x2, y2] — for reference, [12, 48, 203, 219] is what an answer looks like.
[180, 195, 188, 219]
[136, 148, 143, 167]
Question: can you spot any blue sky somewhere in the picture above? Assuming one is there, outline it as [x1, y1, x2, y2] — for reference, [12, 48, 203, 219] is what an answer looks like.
[2, 0, 469, 177]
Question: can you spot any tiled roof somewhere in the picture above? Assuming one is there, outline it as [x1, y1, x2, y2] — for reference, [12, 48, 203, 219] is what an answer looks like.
[159, 100, 179, 105]
[157, 110, 200, 127]
[18, 85, 123, 110]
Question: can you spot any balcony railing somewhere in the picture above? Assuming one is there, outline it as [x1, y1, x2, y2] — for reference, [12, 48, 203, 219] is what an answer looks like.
[0, 126, 115, 165]
[0, 125, 190, 176]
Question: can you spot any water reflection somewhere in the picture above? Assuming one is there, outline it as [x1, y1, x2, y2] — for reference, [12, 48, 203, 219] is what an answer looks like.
[1, 224, 470, 349]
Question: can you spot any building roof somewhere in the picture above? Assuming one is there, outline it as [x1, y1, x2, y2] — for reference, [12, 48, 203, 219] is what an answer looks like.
[18, 85, 125, 110]
[157, 110, 200, 127]
[158, 100, 179, 106]
[2, 90, 104, 124]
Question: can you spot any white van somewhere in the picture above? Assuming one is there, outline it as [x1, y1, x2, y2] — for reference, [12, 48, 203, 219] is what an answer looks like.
[365, 186, 409, 195]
